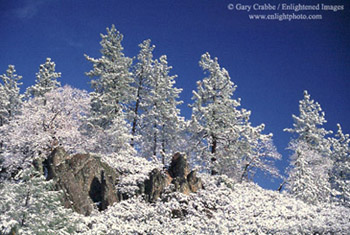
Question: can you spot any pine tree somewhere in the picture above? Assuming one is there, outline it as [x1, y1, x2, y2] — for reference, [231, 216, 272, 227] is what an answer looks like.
[25, 58, 61, 99]
[139, 55, 185, 164]
[130, 39, 156, 146]
[284, 90, 332, 155]
[0, 65, 23, 126]
[284, 91, 333, 203]
[190, 52, 280, 179]
[285, 141, 332, 204]
[85, 25, 134, 129]
[330, 124, 350, 207]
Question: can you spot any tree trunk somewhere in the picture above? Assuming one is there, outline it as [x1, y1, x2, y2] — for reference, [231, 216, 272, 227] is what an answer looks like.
[278, 181, 285, 192]
[21, 190, 31, 226]
[161, 124, 166, 165]
[210, 133, 218, 175]
[131, 78, 143, 147]
[153, 123, 157, 157]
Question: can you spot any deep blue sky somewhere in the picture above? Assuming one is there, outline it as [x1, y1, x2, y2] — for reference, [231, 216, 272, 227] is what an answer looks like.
[1, 0, 349, 190]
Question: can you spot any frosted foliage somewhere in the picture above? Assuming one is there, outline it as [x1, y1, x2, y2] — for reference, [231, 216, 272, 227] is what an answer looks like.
[284, 90, 332, 155]
[285, 91, 334, 204]
[0, 86, 90, 175]
[76, 175, 350, 234]
[129, 40, 186, 164]
[139, 54, 185, 163]
[25, 58, 61, 98]
[330, 124, 350, 207]
[83, 111, 136, 163]
[100, 152, 162, 197]
[130, 39, 155, 140]
[0, 65, 23, 126]
[190, 52, 280, 180]
[285, 141, 333, 204]
[0, 168, 76, 234]
[85, 25, 134, 129]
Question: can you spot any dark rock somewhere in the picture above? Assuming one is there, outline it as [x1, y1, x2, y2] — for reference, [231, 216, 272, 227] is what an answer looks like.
[143, 152, 203, 201]
[187, 170, 203, 193]
[144, 168, 170, 202]
[46, 148, 118, 215]
[168, 153, 203, 195]
[171, 208, 188, 219]
[172, 177, 191, 194]
[44, 149, 203, 213]
[168, 152, 189, 178]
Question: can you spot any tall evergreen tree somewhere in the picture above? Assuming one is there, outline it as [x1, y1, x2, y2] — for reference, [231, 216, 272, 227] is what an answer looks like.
[139, 55, 185, 164]
[285, 141, 332, 204]
[190, 52, 280, 179]
[330, 124, 350, 207]
[284, 91, 333, 203]
[85, 25, 134, 129]
[0, 65, 23, 126]
[130, 39, 155, 146]
[25, 58, 61, 99]
[284, 90, 332, 155]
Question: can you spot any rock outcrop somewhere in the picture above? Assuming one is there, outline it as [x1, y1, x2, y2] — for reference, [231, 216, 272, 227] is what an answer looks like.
[45, 148, 118, 216]
[43, 149, 202, 214]
[187, 170, 203, 193]
[144, 168, 169, 202]
[143, 152, 203, 202]
[168, 152, 190, 178]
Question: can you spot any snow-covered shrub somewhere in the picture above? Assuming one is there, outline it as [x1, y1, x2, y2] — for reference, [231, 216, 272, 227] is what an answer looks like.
[0, 168, 76, 234]
[100, 152, 162, 198]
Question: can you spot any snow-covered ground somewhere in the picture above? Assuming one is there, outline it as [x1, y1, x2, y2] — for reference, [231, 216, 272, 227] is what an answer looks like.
[77, 174, 350, 234]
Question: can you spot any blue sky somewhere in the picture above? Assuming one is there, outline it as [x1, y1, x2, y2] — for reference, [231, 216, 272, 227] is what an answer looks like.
[1, 0, 349, 190]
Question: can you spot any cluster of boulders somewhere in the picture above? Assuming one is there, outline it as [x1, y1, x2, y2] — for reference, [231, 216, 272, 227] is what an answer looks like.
[45, 148, 202, 215]
[145, 152, 203, 202]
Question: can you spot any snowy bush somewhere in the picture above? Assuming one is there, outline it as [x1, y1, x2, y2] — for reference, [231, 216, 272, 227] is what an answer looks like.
[100, 152, 162, 197]
[76, 174, 350, 234]
[0, 168, 76, 234]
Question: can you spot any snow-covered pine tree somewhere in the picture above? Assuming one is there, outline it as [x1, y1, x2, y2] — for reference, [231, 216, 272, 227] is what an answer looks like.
[25, 58, 61, 99]
[139, 55, 185, 164]
[284, 90, 332, 156]
[190, 52, 280, 180]
[0, 65, 23, 126]
[284, 91, 333, 203]
[285, 141, 332, 204]
[83, 25, 136, 162]
[330, 124, 350, 207]
[130, 39, 156, 146]
[85, 25, 134, 129]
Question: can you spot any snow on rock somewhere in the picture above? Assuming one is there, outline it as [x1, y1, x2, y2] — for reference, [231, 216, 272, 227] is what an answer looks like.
[102, 152, 163, 199]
